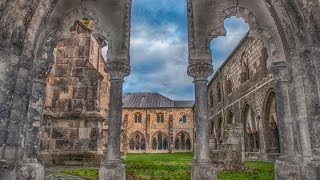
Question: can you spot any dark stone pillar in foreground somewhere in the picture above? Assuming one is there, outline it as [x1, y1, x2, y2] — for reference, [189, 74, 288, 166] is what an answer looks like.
[271, 62, 300, 179]
[188, 63, 216, 180]
[100, 61, 130, 180]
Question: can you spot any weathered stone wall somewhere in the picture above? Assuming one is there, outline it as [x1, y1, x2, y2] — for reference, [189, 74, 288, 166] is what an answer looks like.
[123, 107, 194, 153]
[39, 22, 110, 165]
[208, 36, 279, 169]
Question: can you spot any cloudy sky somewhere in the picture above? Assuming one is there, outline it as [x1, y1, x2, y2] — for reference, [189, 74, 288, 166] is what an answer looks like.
[123, 0, 249, 100]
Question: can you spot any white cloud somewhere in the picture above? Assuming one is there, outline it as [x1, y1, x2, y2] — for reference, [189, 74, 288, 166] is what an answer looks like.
[125, 23, 193, 100]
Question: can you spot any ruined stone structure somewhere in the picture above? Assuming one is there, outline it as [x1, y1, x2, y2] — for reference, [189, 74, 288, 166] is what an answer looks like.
[39, 20, 110, 165]
[208, 33, 280, 170]
[0, 0, 319, 180]
[188, 1, 320, 179]
[122, 93, 194, 153]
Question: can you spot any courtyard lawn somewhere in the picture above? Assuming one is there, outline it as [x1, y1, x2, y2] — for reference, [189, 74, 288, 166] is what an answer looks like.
[126, 153, 193, 180]
[218, 161, 275, 180]
[55, 153, 275, 180]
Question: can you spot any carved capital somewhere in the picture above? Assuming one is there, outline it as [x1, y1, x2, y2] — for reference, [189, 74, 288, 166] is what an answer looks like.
[187, 63, 213, 80]
[270, 61, 288, 82]
[105, 61, 130, 80]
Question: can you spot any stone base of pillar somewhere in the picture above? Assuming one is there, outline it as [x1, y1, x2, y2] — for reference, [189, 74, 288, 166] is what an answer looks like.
[0, 160, 16, 180]
[305, 159, 320, 180]
[191, 160, 216, 180]
[17, 161, 45, 180]
[275, 156, 300, 180]
[99, 160, 126, 180]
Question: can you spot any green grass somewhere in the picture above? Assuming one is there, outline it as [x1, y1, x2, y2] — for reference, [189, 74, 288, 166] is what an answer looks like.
[58, 168, 99, 180]
[126, 153, 193, 180]
[218, 161, 275, 180]
[56, 154, 274, 180]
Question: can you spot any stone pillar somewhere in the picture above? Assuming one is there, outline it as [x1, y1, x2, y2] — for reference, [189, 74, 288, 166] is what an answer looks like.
[17, 80, 46, 180]
[187, 63, 216, 180]
[271, 62, 299, 179]
[100, 61, 130, 180]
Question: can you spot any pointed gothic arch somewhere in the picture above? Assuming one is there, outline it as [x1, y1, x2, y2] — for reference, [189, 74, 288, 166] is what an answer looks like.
[129, 131, 146, 151]
[242, 103, 259, 153]
[175, 131, 192, 151]
[151, 131, 168, 151]
[263, 90, 280, 153]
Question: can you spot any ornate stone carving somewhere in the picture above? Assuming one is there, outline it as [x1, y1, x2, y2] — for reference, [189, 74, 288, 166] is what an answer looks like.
[187, 63, 213, 80]
[122, 0, 131, 52]
[105, 61, 131, 80]
[270, 61, 288, 82]
[187, 0, 195, 50]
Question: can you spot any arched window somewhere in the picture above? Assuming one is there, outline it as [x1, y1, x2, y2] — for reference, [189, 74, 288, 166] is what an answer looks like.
[217, 117, 223, 145]
[217, 82, 222, 103]
[179, 114, 187, 123]
[226, 73, 232, 94]
[240, 51, 250, 83]
[264, 91, 280, 153]
[134, 112, 142, 123]
[129, 132, 146, 151]
[210, 91, 214, 109]
[243, 104, 259, 152]
[152, 132, 168, 150]
[157, 113, 164, 123]
[175, 132, 192, 150]
[210, 120, 214, 135]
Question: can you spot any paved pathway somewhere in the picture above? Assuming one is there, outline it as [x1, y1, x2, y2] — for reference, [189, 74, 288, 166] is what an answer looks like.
[45, 173, 87, 180]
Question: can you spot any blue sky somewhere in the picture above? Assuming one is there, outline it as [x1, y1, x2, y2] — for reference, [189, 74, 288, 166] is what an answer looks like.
[123, 0, 249, 100]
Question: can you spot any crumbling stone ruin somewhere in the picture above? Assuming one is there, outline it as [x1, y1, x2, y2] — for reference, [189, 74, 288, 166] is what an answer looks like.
[208, 33, 280, 170]
[0, 0, 319, 180]
[39, 20, 110, 166]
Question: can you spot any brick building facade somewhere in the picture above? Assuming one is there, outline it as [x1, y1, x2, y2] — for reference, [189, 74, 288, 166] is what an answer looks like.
[208, 34, 280, 169]
[122, 93, 195, 153]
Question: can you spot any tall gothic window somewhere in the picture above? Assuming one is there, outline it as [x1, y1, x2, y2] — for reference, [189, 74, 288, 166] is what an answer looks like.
[157, 113, 164, 123]
[129, 132, 146, 151]
[175, 132, 192, 150]
[243, 104, 259, 152]
[265, 91, 280, 153]
[179, 114, 187, 123]
[152, 132, 168, 150]
[210, 120, 214, 135]
[217, 82, 222, 103]
[210, 91, 214, 109]
[226, 73, 232, 94]
[240, 52, 250, 83]
[217, 117, 223, 145]
[134, 112, 142, 123]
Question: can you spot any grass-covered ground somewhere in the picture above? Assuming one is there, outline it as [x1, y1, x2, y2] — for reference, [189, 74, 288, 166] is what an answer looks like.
[55, 153, 275, 180]
[126, 153, 193, 179]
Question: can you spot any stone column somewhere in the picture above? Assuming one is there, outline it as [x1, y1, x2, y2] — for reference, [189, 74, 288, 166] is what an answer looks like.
[271, 62, 299, 179]
[187, 63, 216, 180]
[100, 61, 130, 180]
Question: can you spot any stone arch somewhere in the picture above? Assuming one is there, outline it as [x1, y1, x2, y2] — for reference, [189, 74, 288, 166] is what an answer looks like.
[34, 7, 112, 83]
[207, 5, 284, 68]
[129, 131, 146, 151]
[175, 131, 192, 151]
[242, 103, 259, 153]
[24, 7, 114, 165]
[263, 89, 280, 153]
[151, 131, 169, 151]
